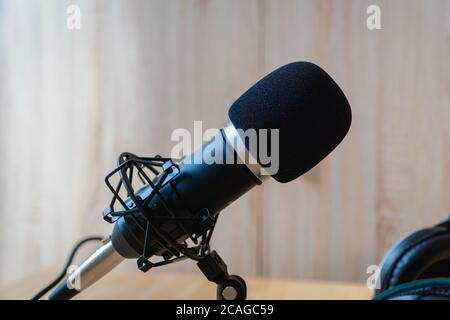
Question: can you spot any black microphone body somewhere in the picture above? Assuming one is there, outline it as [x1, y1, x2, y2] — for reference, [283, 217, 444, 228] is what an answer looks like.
[111, 129, 261, 259]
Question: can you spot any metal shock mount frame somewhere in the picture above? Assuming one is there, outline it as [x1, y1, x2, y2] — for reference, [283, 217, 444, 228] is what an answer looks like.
[101, 152, 247, 300]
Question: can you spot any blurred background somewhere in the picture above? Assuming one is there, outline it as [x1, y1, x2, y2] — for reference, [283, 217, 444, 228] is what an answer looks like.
[0, 0, 449, 288]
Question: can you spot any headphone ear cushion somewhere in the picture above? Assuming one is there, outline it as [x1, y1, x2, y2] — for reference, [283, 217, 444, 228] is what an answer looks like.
[377, 226, 450, 294]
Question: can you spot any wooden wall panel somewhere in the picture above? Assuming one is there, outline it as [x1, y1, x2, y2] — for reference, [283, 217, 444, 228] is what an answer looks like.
[0, 0, 101, 285]
[260, 0, 381, 282]
[0, 0, 449, 287]
[374, 0, 450, 256]
[0, 0, 262, 285]
[259, 0, 450, 282]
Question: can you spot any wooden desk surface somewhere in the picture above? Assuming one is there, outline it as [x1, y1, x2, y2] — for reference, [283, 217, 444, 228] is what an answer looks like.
[0, 270, 372, 300]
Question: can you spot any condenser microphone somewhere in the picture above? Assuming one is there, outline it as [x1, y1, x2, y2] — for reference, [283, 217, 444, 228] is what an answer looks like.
[48, 61, 352, 300]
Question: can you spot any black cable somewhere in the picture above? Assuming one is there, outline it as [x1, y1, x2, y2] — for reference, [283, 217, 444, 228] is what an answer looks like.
[31, 236, 104, 300]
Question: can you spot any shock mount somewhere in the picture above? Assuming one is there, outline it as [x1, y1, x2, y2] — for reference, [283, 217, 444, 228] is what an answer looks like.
[102, 152, 247, 300]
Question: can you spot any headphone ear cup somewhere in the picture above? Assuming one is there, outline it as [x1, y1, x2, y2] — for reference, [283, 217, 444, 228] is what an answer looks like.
[377, 226, 450, 295]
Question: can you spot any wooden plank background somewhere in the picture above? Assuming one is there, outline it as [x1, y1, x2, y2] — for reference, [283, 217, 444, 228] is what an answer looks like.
[0, 0, 449, 287]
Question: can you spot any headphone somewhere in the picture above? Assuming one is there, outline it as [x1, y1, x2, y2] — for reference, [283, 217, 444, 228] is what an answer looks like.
[374, 217, 450, 300]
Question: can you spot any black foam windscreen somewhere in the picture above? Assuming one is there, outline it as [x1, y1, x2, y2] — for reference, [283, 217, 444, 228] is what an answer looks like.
[228, 61, 352, 183]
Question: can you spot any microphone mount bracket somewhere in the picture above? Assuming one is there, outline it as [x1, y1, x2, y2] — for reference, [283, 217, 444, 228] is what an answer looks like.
[101, 152, 247, 300]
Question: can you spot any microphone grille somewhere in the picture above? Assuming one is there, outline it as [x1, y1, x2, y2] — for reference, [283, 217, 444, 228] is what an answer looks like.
[228, 61, 352, 183]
